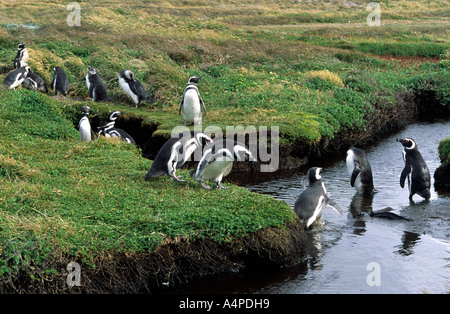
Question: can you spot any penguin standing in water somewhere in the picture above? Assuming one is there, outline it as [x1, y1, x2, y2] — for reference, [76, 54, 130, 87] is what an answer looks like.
[144, 131, 213, 182]
[22, 71, 48, 93]
[13, 43, 29, 69]
[178, 76, 207, 126]
[2, 66, 30, 90]
[294, 167, 343, 229]
[86, 67, 108, 102]
[77, 105, 93, 142]
[191, 139, 256, 190]
[51, 67, 69, 96]
[97, 111, 136, 144]
[118, 69, 153, 107]
[397, 138, 431, 201]
[346, 147, 376, 195]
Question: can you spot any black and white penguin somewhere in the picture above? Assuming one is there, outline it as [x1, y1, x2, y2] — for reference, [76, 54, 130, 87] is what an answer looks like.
[86, 66, 108, 102]
[13, 43, 29, 69]
[2, 66, 31, 90]
[144, 131, 213, 182]
[293, 167, 343, 229]
[97, 111, 136, 144]
[346, 147, 376, 195]
[51, 67, 69, 96]
[118, 69, 153, 107]
[77, 105, 93, 142]
[191, 139, 256, 190]
[397, 138, 431, 201]
[22, 71, 48, 93]
[178, 76, 207, 126]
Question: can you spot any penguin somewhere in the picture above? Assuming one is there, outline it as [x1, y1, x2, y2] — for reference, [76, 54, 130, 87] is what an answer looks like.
[97, 111, 136, 144]
[346, 147, 376, 195]
[2, 66, 30, 90]
[191, 139, 256, 190]
[118, 69, 153, 107]
[13, 43, 29, 69]
[178, 76, 207, 126]
[22, 71, 48, 93]
[397, 138, 431, 201]
[144, 131, 213, 182]
[293, 167, 343, 229]
[77, 105, 93, 142]
[86, 66, 108, 102]
[51, 67, 69, 96]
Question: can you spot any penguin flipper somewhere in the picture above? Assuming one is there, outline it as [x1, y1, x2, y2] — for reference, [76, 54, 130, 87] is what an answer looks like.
[326, 197, 343, 215]
[400, 165, 411, 188]
[199, 95, 207, 115]
[88, 83, 95, 98]
[50, 76, 55, 91]
[178, 94, 185, 115]
[350, 168, 361, 187]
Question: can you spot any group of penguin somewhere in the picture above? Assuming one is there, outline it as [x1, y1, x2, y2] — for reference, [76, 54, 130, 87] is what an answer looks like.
[295, 138, 431, 229]
[2, 43, 206, 127]
[2, 43, 432, 230]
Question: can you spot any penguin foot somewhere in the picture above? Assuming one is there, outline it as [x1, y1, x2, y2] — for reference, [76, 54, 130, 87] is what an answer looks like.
[216, 183, 228, 190]
[171, 175, 186, 182]
[200, 182, 213, 190]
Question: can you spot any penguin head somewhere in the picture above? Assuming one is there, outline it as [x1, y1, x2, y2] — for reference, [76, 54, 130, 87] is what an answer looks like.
[18, 43, 26, 50]
[308, 167, 322, 183]
[54, 66, 62, 72]
[24, 66, 31, 75]
[397, 138, 417, 150]
[188, 76, 200, 85]
[81, 105, 91, 115]
[87, 67, 97, 75]
[108, 111, 124, 121]
[233, 144, 257, 162]
[121, 69, 135, 81]
[194, 132, 213, 147]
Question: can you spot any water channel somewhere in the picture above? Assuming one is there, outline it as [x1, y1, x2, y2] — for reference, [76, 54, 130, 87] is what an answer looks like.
[171, 120, 450, 294]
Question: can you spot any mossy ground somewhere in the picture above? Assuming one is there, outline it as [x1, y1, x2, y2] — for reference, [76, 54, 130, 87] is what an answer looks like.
[0, 0, 448, 292]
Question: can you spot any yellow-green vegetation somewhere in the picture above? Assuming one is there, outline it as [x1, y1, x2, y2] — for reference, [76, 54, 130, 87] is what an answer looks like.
[0, 0, 449, 291]
[0, 89, 297, 289]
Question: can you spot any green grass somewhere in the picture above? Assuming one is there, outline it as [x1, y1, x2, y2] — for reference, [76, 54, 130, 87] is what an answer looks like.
[0, 89, 296, 278]
[0, 0, 448, 287]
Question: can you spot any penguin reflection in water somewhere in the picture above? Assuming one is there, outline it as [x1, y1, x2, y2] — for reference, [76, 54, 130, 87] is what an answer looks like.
[346, 147, 376, 196]
[398, 138, 431, 201]
[191, 140, 256, 190]
[294, 167, 343, 229]
[144, 131, 213, 182]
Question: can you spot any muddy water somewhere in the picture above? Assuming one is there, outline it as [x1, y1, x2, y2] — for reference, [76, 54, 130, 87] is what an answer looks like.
[175, 121, 450, 294]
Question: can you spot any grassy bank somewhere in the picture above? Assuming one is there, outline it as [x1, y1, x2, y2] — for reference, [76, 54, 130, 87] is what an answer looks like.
[0, 89, 300, 291]
[434, 138, 450, 190]
[0, 0, 449, 292]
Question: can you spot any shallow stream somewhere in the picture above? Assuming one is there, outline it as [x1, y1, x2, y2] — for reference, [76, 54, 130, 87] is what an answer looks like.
[174, 121, 450, 294]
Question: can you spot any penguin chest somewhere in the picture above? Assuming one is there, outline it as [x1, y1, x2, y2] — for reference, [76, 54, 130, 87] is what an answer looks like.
[79, 119, 91, 142]
[119, 78, 139, 104]
[85, 74, 90, 90]
[353, 174, 363, 193]
[201, 159, 233, 181]
[183, 90, 201, 123]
